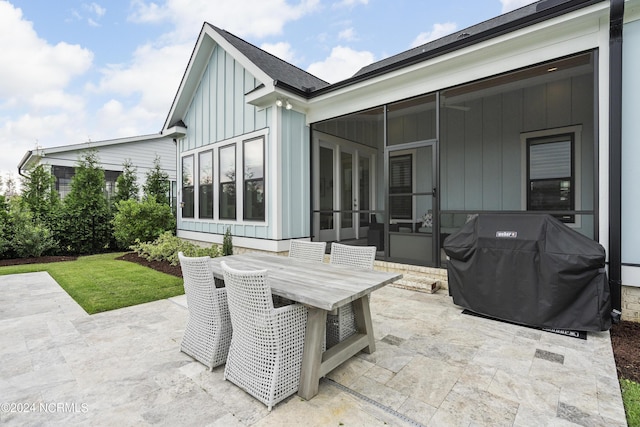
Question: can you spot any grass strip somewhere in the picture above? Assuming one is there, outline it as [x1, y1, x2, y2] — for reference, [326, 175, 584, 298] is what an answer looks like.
[0, 252, 184, 314]
[622, 378, 640, 427]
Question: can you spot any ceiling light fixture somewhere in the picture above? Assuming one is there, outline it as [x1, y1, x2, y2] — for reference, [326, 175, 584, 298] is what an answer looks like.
[547, 67, 558, 72]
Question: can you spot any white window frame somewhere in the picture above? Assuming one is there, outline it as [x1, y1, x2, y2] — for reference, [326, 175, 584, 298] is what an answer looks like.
[178, 128, 268, 225]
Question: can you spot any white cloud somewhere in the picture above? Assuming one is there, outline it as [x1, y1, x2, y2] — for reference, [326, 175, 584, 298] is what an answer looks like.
[129, 0, 320, 42]
[0, 2, 93, 99]
[306, 46, 374, 83]
[338, 27, 356, 41]
[0, 1, 95, 177]
[90, 42, 192, 118]
[84, 2, 106, 17]
[500, 0, 537, 13]
[411, 22, 458, 48]
[261, 42, 297, 63]
[333, 0, 368, 7]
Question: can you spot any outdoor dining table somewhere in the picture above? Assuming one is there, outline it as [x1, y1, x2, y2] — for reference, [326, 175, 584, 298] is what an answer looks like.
[209, 252, 402, 400]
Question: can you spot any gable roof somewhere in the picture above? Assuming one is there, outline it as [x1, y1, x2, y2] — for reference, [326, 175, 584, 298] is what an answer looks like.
[207, 24, 329, 95]
[163, 0, 604, 130]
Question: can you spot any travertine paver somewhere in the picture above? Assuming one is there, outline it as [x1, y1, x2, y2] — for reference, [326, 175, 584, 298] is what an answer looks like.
[0, 272, 627, 426]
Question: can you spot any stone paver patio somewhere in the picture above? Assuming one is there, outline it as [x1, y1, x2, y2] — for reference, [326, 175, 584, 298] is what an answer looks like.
[0, 272, 627, 426]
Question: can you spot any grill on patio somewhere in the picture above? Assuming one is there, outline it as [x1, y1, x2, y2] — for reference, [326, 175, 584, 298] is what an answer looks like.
[443, 214, 612, 332]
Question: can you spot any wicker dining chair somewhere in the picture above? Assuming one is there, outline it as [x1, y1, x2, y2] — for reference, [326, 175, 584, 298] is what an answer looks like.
[178, 252, 232, 370]
[327, 243, 377, 348]
[221, 261, 307, 411]
[288, 240, 327, 263]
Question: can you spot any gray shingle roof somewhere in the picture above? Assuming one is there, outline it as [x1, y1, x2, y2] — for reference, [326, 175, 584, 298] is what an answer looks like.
[207, 23, 330, 95]
[326, 0, 600, 94]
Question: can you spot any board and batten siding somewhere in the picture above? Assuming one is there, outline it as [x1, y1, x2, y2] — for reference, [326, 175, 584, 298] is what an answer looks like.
[280, 109, 311, 239]
[178, 44, 274, 240]
[622, 15, 640, 283]
[440, 73, 595, 237]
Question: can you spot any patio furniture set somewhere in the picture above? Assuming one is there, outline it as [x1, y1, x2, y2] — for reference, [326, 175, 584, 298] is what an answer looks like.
[178, 242, 402, 411]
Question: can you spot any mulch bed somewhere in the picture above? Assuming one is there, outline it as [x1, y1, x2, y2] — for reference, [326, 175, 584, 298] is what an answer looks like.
[2, 253, 639, 383]
[610, 320, 640, 383]
[0, 255, 78, 266]
[116, 252, 183, 278]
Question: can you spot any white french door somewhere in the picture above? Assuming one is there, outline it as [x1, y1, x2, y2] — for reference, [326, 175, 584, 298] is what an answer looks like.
[313, 134, 375, 242]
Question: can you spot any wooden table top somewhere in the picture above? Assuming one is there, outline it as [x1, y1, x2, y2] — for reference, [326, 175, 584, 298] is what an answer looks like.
[210, 253, 402, 311]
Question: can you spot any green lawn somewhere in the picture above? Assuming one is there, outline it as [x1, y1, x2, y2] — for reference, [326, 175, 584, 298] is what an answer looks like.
[0, 252, 184, 314]
[622, 379, 640, 427]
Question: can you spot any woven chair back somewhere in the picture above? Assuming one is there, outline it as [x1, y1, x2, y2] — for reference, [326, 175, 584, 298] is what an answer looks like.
[178, 252, 218, 318]
[289, 240, 327, 263]
[329, 243, 376, 270]
[221, 262, 276, 342]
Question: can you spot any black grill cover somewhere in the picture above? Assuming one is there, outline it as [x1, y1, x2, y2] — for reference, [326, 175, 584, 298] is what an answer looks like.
[443, 214, 611, 331]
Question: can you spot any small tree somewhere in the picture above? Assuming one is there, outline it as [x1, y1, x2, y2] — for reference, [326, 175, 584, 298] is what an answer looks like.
[3, 174, 17, 197]
[112, 197, 176, 249]
[113, 159, 139, 204]
[59, 151, 113, 254]
[0, 194, 11, 258]
[144, 155, 170, 205]
[222, 227, 233, 256]
[20, 164, 60, 224]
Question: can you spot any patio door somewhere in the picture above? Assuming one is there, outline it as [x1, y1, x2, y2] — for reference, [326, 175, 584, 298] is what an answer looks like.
[313, 135, 376, 242]
[385, 140, 438, 266]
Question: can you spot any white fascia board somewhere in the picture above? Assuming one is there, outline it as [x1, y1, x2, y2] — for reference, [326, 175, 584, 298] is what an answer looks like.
[163, 125, 187, 139]
[245, 85, 310, 113]
[177, 229, 292, 252]
[33, 133, 167, 157]
[626, 0, 640, 21]
[163, 32, 215, 131]
[306, 2, 608, 124]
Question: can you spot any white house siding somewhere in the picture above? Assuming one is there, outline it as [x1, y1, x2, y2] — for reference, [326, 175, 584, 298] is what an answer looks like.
[34, 137, 176, 192]
[622, 6, 640, 294]
[177, 44, 273, 242]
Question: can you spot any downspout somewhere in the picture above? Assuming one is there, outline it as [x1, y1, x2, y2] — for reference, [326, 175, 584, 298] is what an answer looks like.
[609, 0, 624, 322]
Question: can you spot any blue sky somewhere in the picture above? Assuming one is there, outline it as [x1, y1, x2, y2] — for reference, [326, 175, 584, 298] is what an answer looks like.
[0, 0, 536, 188]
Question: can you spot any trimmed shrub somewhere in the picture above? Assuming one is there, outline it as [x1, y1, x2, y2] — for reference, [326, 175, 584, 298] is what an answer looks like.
[112, 197, 176, 249]
[130, 232, 220, 266]
[8, 200, 56, 258]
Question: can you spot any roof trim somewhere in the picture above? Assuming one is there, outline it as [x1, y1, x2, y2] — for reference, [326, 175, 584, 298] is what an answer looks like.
[308, 0, 604, 98]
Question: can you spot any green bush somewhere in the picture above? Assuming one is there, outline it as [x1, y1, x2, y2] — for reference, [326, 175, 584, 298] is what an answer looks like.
[112, 198, 176, 249]
[8, 199, 56, 258]
[0, 195, 12, 258]
[130, 232, 220, 266]
[12, 222, 57, 258]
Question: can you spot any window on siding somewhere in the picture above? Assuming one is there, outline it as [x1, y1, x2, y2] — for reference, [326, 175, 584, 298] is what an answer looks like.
[104, 170, 122, 202]
[527, 134, 574, 222]
[243, 137, 265, 221]
[52, 166, 74, 199]
[198, 151, 213, 219]
[219, 144, 236, 220]
[182, 155, 194, 218]
[389, 154, 412, 220]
